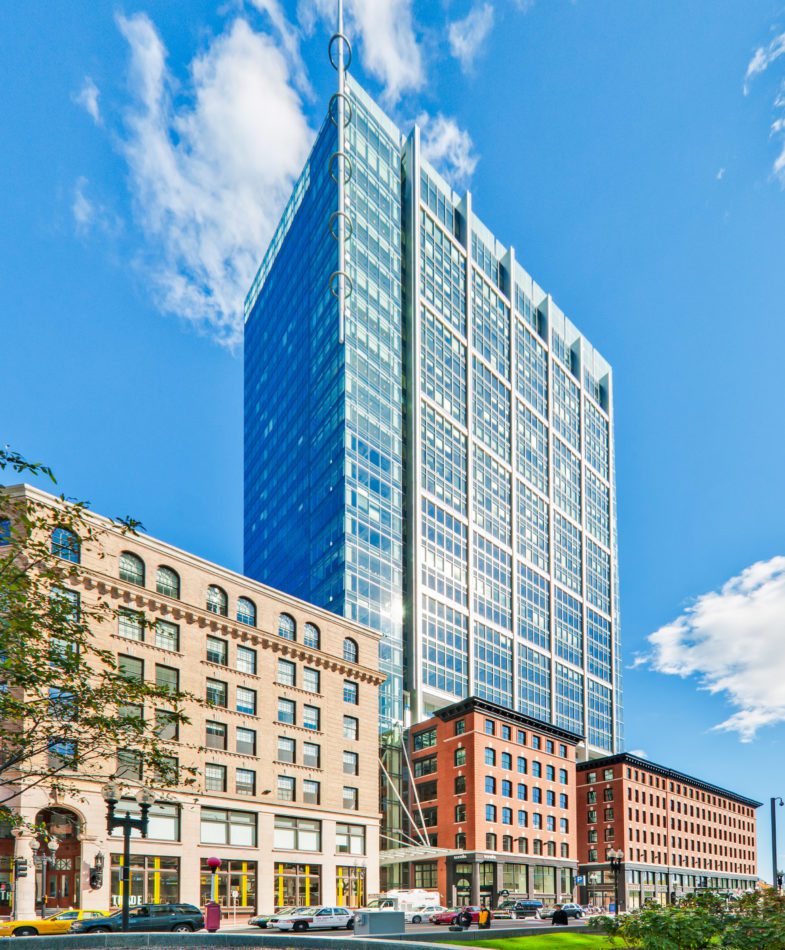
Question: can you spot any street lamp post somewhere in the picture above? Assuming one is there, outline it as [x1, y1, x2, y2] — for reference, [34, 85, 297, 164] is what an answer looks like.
[608, 850, 624, 917]
[771, 798, 783, 894]
[102, 782, 155, 933]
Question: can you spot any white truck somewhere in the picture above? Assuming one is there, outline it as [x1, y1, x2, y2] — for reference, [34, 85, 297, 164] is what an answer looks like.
[362, 889, 443, 922]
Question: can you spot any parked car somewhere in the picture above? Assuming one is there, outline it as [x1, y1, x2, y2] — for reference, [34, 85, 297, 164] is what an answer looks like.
[273, 906, 355, 932]
[0, 909, 109, 937]
[430, 906, 483, 925]
[494, 900, 516, 919]
[249, 907, 295, 928]
[405, 904, 446, 923]
[511, 899, 545, 918]
[69, 903, 204, 934]
[540, 902, 584, 919]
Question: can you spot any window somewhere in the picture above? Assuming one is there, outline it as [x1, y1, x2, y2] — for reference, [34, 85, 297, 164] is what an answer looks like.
[561, 842, 570, 858]
[546, 816, 555, 831]
[343, 680, 358, 704]
[236, 769, 256, 796]
[0, 519, 10, 544]
[343, 787, 359, 810]
[119, 551, 146, 586]
[336, 823, 366, 855]
[486, 804, 497, 821]
[237, 687, 257, 716]
[303, 705, 320, 731]
[455, 804, 467, 822]
[277, 736, 295, 762]
[486, 832, 497, 850]
[501, 725, 512, 740]
[559, 768, 568, 784]
[604, 768, 614, 780]
[605, 807, 614, 821]
[502, 834, 513, 852]
[206, 585, 228, 616]
[502, 779, 513, 797]
[237, 646, 257, 674]
[156, 665, 178, 693]
[206, 679, 227, 707]
[109, 800, 180, 842]
[518, 756, 527, 773]
[546, 765, 555, 781]
[456, 832, 467, 849]
[559, 793, 568, 808]
[485, 776, 497, 794]
[206, 721, 227, 750]
[277, 776, 295, 801]
[304, 623, 320, 649]
[343, 751, 359, 776]
[485, 748, 496, 766]
[303, 668, 320, 693]
[531, 736, 541, 750]
[200, 808, 256, 846]
[588, 848, 598, 862]
[413, 727, 437, 751]
[118, 654, 143, 681]
[533, 788, 542, 803]
[205, 764, 227, 792]
[303, 742, 320, 767]
[343, 637, 358, 662]
[52, 527, 80, 563]
[587, 790, 597, 803]
[116, 749, 142, 780]
[518, 784, 528, 801]
[455, 719, 466, 735]
[279, 613, 296, 641]
[560, 744, 568, 758]
[501, 752, 512, 771]
[277, 659, 296, 686]
[344, 716, 359, 740]
[155, 620, 179, 652]
[532, 761, 542, 778]
[237, 597, 256, 626]
[118, 609, 144, 642]
[155, 709, 178, 741]
[206, 637, 228, 666]
[274, 815, 321, 851]
[237, 727, 256, 756]
[455, 775, 466, 794]
[502, 807, 513, 825]
[156, 566, 180, 598]
[303, 780, 320, 804]
[604, 787, 614, 801]
[454, 747, 466, 766]
[414, 755, 437, 777]
[588, 809, 597, 823]
[485, 719, 495, 735]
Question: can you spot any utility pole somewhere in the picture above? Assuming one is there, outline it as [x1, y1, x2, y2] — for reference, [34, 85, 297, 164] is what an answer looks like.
[771, 798, 783, 893]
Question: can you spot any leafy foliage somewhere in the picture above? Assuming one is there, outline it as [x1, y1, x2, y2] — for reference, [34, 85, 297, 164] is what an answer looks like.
[0, 448, 197, 818]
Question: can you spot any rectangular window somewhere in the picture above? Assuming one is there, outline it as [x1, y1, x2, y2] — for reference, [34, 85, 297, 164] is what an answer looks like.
[109, 801, 180, 842]
[343, 787, 359, 811]
[414, 755, 437, 777]
[455, 719, 466, 735]
[200, 808, 256, 846]
[156, 664, 179, 694]
[303, 780, 320, 805]
[413, 727, 437, 751]
[277, 776, 295, 802]
[336, 823, 366, 855]
[455, 804, 467, 822]
[344, 716, 359, 740]
[155, 620, 179, 652]
[486, 804, 497, 822]
[277, 659, 296, 686]
[454, 747, 466, 766]
[205, 763, 227, 792]
[237, 687, 257, 716]
[236, 646, 257, 675]
[205, 721, 227, 750]
[118, 654, 143, 681]
[343, 751, 359, 776]
[303, 668, 320, 693]
[274, 815, 321, 851]
[485, 719, 495, 735]
[303, 742, 320, 768]
[455, 775, 466, 794]
[118, 609, 144, 642]
[343, 680, 358, 704]
[303, 705, 320, 731]
[237, 727, 256, 756]
[236, 768, 256, 796]
[206, 636, 228, 666]
[155, 709, 178, 741]
[278, 698, 295, 725]
[277, 736, 295, 763]
[206, 678, 227, 707]
[116, 749, 142, 780]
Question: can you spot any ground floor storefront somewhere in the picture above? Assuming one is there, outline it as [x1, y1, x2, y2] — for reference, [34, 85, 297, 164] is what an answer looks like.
[578, 864, 759, 912]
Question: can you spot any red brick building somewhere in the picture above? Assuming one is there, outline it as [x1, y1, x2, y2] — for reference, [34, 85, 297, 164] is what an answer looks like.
[576, 754, 759, 911]
[400, 697, 582, 907]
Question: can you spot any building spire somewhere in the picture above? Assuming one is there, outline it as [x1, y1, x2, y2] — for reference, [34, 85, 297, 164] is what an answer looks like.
[328, 0, 353, 345]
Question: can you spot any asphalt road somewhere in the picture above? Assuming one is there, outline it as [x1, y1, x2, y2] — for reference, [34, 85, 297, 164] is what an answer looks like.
[235, 916, 589, 937]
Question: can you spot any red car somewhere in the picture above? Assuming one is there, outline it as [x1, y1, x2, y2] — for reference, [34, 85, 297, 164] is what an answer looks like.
[430, 906, 484, 925]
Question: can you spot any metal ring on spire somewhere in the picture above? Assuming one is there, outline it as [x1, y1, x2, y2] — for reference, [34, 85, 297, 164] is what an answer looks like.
[329, 151, 353, 185]
[328, 32, 352, 71]
[329, 92, 353, 128]
[329, 270, 353, 300]
[329, 210, 354, 242]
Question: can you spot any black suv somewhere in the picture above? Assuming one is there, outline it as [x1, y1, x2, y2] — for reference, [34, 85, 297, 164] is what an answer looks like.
[70, 903, 205, 934]
[512, 900, 544, 918]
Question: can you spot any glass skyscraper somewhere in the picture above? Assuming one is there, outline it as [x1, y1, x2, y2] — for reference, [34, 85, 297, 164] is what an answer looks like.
[244, 80, 623, 766]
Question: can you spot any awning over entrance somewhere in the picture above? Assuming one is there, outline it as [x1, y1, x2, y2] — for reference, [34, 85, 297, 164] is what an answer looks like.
[379, 846, 460, 867]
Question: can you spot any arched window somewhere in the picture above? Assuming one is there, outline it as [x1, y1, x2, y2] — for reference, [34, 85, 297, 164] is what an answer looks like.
[278, 614, 296, 641]
[560, 842, 569, 858]
[502, 835, 513, 852]
[303, 623, 320, 649]
[546, 840, 556, 857]
[517, 836, 528, 854]
[237, 597, 256, 626]
[206, 585, 228, 617]
[485, 833, 497, 851]
[533, 838, 542, 856]
[51, 527, 80, 564]
[343, 637, 358, 663]
[156, 565, 180, 599]
[119, 551, 145, 586]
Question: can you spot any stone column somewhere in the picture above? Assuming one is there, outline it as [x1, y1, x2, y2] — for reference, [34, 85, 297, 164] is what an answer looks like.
[470, 860, 480, 906]
[12, 836, 36, 920]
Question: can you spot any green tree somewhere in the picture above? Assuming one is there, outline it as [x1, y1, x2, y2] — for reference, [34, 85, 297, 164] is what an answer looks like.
[0, 449, 197, 819]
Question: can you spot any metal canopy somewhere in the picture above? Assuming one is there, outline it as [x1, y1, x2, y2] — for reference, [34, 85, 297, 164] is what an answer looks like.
[378, 846, 461, 867]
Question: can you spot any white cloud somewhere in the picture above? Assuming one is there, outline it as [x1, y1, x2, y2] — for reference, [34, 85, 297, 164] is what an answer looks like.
[72, 177, 95, 232]
[418, 112, 478, 188]
[74, 76, 101, 124]
[448, 3, 495, 73]
[115, 11, 313, 347]
[640, 556, 785, 741]
[627, 749, 648, 759]
[303, 0, 424, 104]
[716, 167, 725, 180]
[744, 30, 785, 95]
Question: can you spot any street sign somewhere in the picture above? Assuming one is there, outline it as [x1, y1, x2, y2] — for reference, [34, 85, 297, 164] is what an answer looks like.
[575, 875, 586, 885]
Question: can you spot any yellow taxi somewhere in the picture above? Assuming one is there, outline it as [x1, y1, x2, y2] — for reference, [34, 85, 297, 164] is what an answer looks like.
[0, 909, 109, 937]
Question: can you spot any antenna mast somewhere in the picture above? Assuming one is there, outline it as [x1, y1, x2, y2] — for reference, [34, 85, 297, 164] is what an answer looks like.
[328, 0, 353, 344]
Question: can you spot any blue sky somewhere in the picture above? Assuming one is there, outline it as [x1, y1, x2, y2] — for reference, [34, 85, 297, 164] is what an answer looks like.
[4, 0, 785, 880]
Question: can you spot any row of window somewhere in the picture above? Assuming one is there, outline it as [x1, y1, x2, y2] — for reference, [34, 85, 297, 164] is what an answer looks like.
[276, 775, 360, 811]
[413, 720, 571, 756]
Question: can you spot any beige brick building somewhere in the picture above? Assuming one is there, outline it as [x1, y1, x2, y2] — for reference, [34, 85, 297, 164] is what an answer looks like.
[3, 484, 384, 920]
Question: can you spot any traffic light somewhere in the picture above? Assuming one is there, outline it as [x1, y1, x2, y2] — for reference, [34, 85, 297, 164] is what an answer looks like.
[14, 858, 28, 878]
[89, 866, 103, 889]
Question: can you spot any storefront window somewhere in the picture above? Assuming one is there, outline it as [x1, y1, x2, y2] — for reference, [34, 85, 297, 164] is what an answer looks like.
[274, 863, 321, 908]
[200, 859, 257, 910]
[110, 855, 179, 907]
[532, 865, 556, 895]
[336, 865, 366, 907]
[414, 862, 437, 889]
[559, 867, 573, 897]
[503, 863, 527, 893]
[453, 862, 472, 904]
